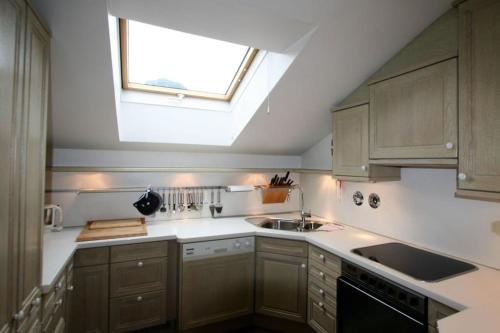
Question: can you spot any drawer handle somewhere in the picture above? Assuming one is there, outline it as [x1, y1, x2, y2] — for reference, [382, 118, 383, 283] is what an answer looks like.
[361, 165, 368, 171]
[67, 285, 74, 292]
[54, 299, 63, 313]
[319, 254, 325, 261]
[31, 297, 41, 306]
[301, 263, 307, 269]
[318, 302, 324, 308]
[445, 142, 454, 150]
[136, 296, 143, 302]
[458, 173, 467, 181]
[137, 261, 144, 267]
[319, 289, 325, 295]
[13, 310, 25, 321]
[319, 271, 325, 278]
[55, 282, 62, 290]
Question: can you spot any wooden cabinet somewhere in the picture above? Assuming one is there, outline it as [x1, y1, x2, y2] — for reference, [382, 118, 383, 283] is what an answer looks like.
[0, 0, 26, 330]
[369, 58, 458, 163]
[0, 1, 49, 331]
[307, 246, 340, 333]
[456, 0, 500, 201]
[332, 104, 400, 181]
[180, 253, 255, 330]
[70, 264, 109, 333]
[255, 238, 308, 323]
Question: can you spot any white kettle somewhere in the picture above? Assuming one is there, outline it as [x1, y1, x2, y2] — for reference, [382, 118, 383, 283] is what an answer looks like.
[44, 204, 63, 231]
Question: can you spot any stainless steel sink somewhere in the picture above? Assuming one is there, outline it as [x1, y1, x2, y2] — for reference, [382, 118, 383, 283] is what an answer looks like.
[245, 217, 326, 232]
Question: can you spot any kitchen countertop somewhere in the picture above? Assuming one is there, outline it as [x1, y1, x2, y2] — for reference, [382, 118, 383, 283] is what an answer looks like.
[42, 214, 500, 333]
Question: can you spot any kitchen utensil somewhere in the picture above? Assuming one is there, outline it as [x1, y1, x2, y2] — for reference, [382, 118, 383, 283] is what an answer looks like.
[172, 189, 177, 214]
[133, 188, 162, 216]
[160, 191, 167, 213]
[209, 189, 215, 217]
[167, 190, 171, 213]
[44, 204, 63, 231]
[179, 190, 185, 212]
[215, 188, 223, 214]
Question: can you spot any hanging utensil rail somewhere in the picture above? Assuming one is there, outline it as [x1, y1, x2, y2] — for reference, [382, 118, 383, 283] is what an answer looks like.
[46, 185, 229, 194]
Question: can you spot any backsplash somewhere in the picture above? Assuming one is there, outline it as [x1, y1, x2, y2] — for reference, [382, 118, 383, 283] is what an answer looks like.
[46, 171, 301, 227]
[301, 169, 500, 270]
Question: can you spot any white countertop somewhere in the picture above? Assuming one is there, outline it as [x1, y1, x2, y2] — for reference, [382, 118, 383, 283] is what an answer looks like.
[42, 214, 500, 332]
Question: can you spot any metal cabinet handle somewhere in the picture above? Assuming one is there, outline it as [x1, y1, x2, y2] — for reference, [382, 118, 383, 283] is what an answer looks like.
[137, 261, 144, 267]
[136, 296, 143, 302]
[301, 263, 306, 269]
[319, 289, 324, 295]
[361, 165, 368, 171]
[319, 271, 325, 278]
[318, 302, 324, 308]
[319, 254, 325, 261]
[458, 173, 467, 181]
[55, 299, 63, 307]
[31, 297, 41, 306]
[67, 285, 74, 292]
[13, 310, 25, 321]
[445, 142, 455, 150]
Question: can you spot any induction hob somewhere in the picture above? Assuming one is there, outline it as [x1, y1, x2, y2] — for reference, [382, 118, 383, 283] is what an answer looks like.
[352, 242, 477, 282]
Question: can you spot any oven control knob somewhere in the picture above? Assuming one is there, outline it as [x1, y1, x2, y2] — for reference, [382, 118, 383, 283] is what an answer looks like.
[409, 298, 420, 307]
[387, 287, 395, 296]
[234, 241, 241, 249]
[368, 277, 376, 285]
[360, 274, 368, 282]
[398, 293, 407, 301]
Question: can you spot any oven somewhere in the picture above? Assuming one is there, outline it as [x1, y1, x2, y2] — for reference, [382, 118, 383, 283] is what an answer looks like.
[337, 261, 428, 333]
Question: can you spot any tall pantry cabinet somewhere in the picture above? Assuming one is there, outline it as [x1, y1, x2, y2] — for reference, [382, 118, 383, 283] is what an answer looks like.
[0, 0, 50, 332]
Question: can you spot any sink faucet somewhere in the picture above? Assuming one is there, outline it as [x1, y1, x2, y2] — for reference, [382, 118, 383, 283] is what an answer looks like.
[298, 186, 311, 229]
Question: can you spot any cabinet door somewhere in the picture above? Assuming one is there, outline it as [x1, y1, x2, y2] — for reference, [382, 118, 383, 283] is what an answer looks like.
[17, 6, 49, 313]
[332, 104, 369, 177]
[255, 252, 308, 323]
[458, 0, 500, 194]
[0, 0, 25, 330]
[180, 253, 255, 330]
[70, 265, 109, 333]
[369, 59, 457, 159]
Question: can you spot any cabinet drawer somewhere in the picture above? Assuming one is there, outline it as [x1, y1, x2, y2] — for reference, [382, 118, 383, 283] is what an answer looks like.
[43, 293, 64, 333]
[309, 246, 341, 275]
[428, 299, 457, 328]
[53, 318, 65, 333]
[110, 241, 168, 263]
[309, 277, 337, 310]
[110, 290, 167, 333]
[308, 295, 337, 333]
[257, 237, 308, 258]
[110, 257, 167, 297]
[309, 263, 339, 289]
[74, 247, 109, 267]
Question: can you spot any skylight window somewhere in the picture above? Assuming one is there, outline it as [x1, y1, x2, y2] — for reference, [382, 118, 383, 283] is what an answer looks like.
[119, 19, 258, 101]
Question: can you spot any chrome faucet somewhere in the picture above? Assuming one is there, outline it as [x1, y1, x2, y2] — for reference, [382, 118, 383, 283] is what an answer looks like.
[298, 186, 311, 230]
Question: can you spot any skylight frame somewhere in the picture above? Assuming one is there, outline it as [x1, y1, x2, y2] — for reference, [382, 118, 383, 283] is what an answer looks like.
[119, 19, 259, 101]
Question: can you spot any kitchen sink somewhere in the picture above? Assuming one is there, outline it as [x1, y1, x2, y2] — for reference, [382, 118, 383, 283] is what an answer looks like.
[245, 217, 325, 232]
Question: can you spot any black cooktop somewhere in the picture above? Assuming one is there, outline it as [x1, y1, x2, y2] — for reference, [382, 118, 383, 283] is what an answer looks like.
[352, 242, 477, 282]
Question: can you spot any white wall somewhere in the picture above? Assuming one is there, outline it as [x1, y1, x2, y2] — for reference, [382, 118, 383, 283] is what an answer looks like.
[301, 134, 332, 170]
[46, 149, 303, 227]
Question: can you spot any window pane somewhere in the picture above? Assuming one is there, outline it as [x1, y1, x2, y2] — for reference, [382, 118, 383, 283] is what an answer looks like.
[127, 20, 251, 95]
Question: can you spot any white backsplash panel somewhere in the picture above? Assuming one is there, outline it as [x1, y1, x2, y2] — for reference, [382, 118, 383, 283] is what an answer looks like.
[301, 168, 500, 270]
[46, 171, 301, 227]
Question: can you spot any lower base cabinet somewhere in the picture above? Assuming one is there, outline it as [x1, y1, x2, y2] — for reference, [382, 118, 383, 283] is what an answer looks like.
[308, 296, 336, 333]
[255, 238, 308, 323]
[110, 290, 166, 332]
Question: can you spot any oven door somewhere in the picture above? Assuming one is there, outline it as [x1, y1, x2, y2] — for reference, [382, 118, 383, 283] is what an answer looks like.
[337, 277, 427, 333]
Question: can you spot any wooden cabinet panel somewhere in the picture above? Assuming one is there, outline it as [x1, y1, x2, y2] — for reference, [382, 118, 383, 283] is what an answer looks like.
[17, 6, 49, 312]
[180, 253, 254, 330]
[256, 237, 308, 258]
[332, 104, 369, 177]
[74, 247, 109, 267]
[308, 295, 336, 333]
[0, 0, 26, 330]
[255, 252, 307, 323]
[369, 59, 458, 160]
[457, 0, 500, 196]
[109, 291, 166, 333]
[70, 264, 109, 333]
[109, 257, 167, 297]
[110, 241, 168, 263]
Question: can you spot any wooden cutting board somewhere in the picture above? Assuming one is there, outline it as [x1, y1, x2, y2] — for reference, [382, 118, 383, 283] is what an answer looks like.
[77, 218, 147, 242]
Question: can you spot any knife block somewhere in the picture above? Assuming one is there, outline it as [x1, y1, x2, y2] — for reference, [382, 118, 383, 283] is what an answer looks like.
[261, 186, 290, 204]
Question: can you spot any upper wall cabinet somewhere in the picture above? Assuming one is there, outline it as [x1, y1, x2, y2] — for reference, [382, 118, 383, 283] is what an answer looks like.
[456, 0, 500, 201]
[332, 104, 400, 182]
[368, 58, 458, 165]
